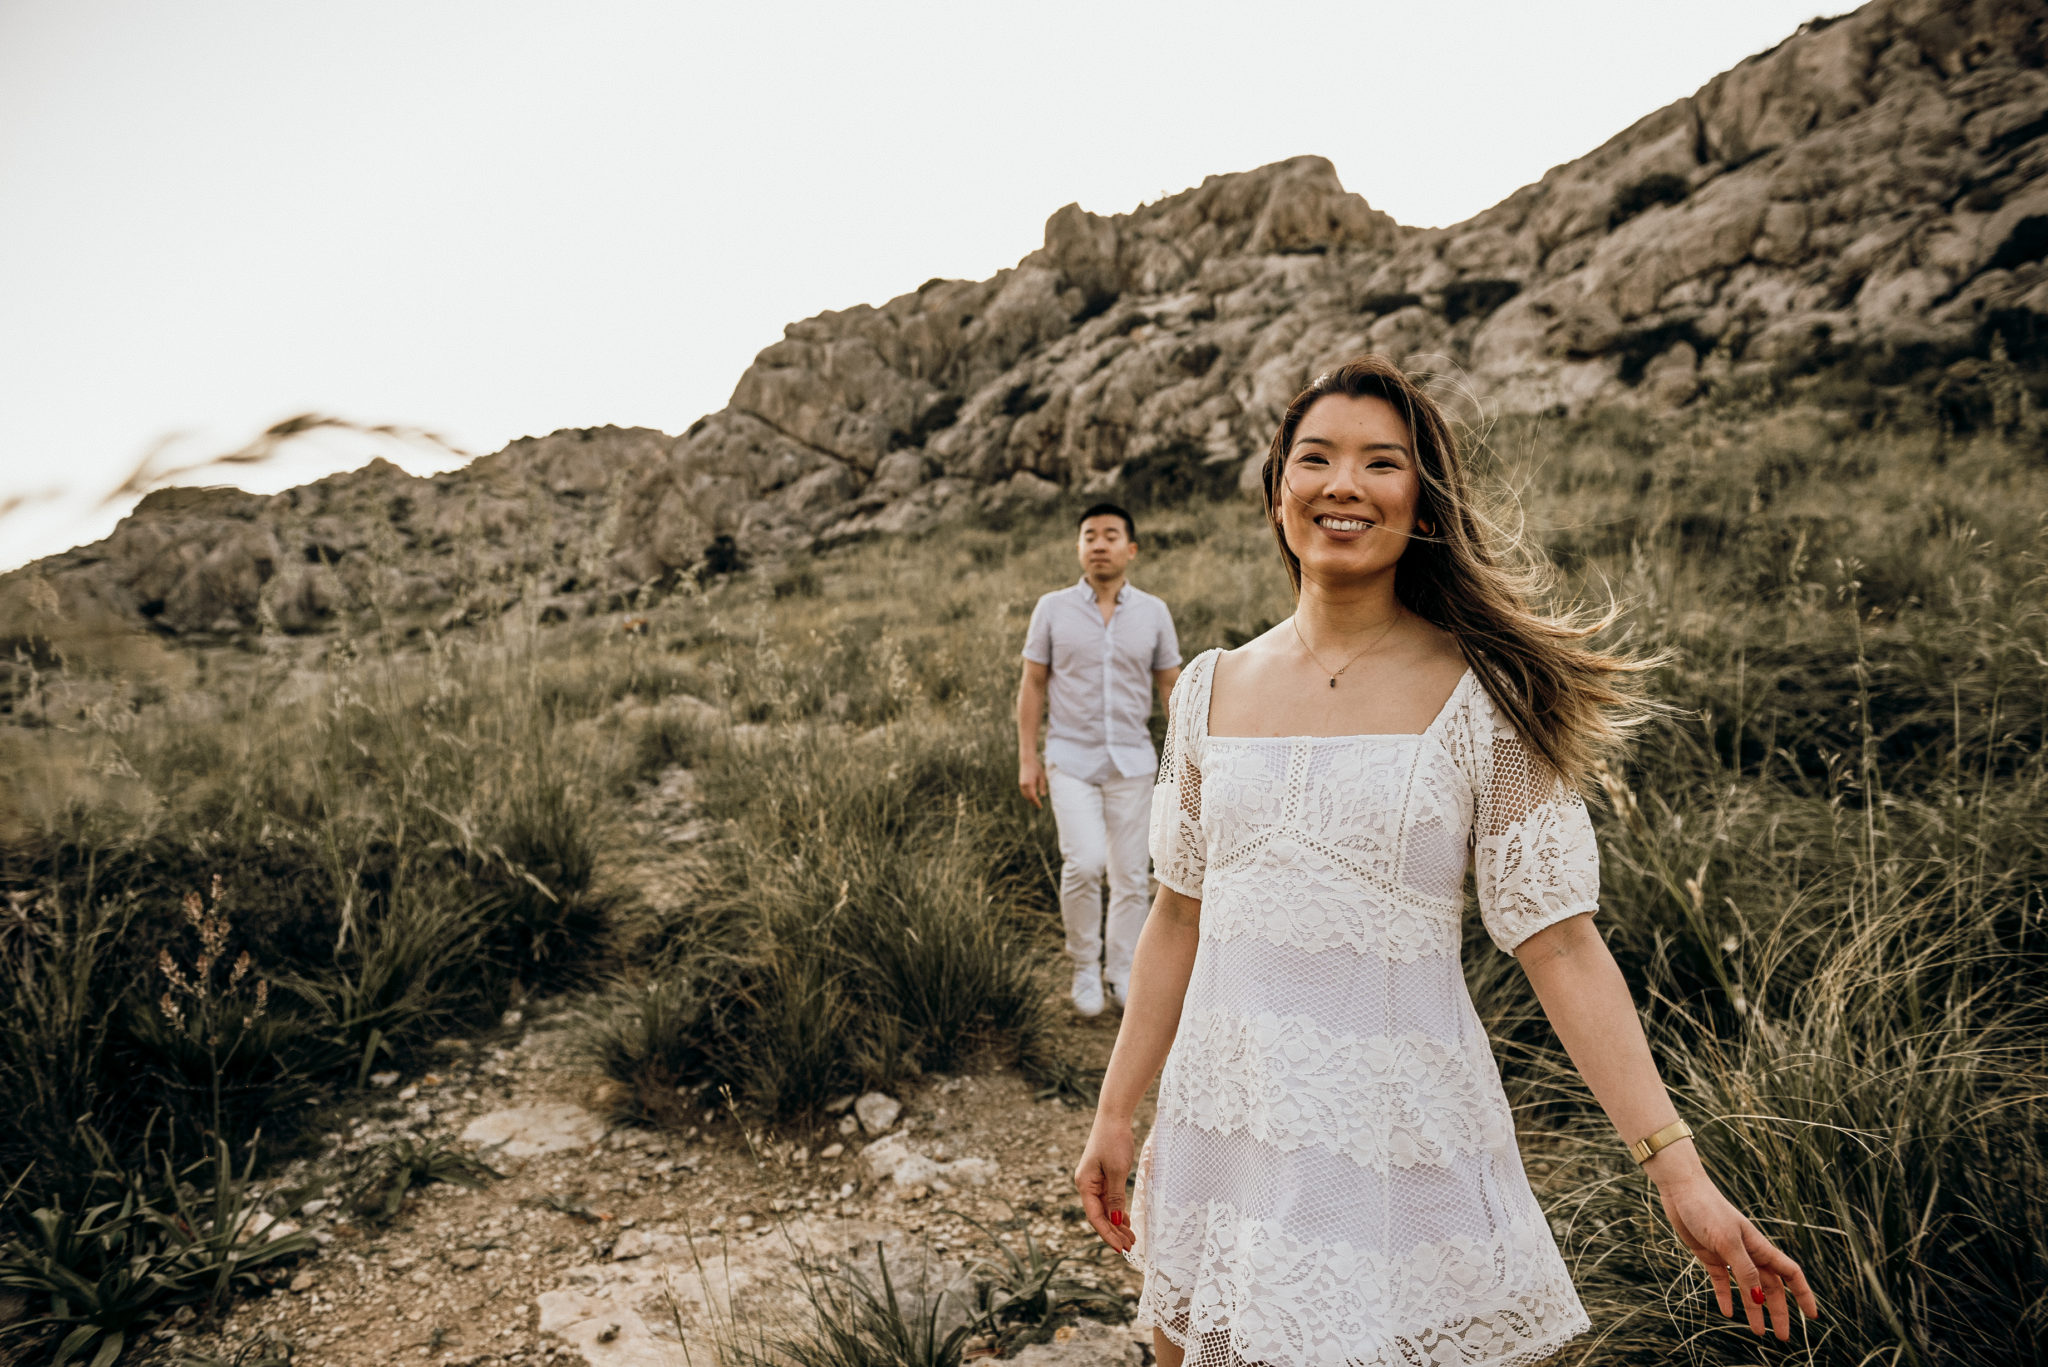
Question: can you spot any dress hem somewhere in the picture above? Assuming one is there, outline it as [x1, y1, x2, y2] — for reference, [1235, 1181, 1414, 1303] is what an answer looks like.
[1134, 1298, 1593, 1367]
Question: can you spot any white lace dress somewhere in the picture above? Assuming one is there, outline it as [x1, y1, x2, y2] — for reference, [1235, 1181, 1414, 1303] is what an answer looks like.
[1126, 648, 1598, 1367]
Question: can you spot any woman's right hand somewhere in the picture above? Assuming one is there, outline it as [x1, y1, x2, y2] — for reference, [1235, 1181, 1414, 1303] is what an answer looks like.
[1075, 1114, 1136, 1254]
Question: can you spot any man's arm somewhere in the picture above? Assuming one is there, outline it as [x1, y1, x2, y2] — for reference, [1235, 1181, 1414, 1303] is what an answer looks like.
[1017, 659, 1051, 808]
[1153, 665, 1181, 710]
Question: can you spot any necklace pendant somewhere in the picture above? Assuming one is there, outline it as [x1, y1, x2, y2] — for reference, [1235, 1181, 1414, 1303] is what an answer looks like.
[1328, 677, 1337, 688]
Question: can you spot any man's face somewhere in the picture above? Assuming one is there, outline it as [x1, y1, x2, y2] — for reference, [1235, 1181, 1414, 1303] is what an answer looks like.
[1077, 514, 1138, 581]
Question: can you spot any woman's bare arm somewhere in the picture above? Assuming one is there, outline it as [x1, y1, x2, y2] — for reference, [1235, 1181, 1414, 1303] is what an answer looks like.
[1075, 884, 1202, 1253]
[1515, 913, 1820, 1340]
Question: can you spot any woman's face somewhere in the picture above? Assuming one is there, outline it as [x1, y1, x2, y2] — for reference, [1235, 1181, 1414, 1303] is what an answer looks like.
[1275, 393, 1426, 587]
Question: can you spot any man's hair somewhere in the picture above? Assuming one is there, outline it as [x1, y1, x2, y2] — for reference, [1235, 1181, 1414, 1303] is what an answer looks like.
[1077, 502, 1136, 541]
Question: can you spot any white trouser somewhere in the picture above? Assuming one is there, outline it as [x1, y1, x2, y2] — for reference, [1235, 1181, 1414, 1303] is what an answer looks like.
[1046, 765, 1154, 986]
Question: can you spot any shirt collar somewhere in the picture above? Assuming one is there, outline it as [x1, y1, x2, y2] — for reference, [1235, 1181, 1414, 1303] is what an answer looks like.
[1074, 576, 1130, 604]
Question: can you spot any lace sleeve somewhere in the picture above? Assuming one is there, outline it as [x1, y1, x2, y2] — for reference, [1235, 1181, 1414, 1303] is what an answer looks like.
[1149, 654, 1210, 898]
[1469, 687, 1601, 954]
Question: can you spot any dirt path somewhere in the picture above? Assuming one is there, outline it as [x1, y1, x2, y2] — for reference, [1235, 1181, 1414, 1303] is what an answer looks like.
[146, 764, 1146, 1367]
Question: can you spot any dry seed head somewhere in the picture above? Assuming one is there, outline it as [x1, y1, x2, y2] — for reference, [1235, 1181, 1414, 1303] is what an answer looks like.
[183, 890, 204, 927]
[158, 947, 194, 998]
[159, 991, 184, 1027]
[198, 909, 229, 960]
[230, 950, 251, 986]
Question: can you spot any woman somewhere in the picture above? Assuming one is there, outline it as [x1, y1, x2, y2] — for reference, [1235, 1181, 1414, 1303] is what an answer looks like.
[1073, 356, 1819, 1367]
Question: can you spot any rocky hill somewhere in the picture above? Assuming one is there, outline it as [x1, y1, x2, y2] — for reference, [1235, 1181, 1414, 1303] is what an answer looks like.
[8, 0, 2046, 641]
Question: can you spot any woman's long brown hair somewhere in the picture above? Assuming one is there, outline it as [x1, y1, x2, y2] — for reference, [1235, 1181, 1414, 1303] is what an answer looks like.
[1260, 355, 1659, 793]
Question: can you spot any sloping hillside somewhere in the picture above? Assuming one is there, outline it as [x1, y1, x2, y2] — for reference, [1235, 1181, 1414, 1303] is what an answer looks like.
[8, 0, 2045, 640]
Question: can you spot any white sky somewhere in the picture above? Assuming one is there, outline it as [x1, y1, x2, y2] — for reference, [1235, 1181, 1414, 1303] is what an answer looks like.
[0, 0, 1844, 573]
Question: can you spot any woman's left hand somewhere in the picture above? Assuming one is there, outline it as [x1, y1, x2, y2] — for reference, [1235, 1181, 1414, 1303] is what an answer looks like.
[1652, 1166, 1820, 1340]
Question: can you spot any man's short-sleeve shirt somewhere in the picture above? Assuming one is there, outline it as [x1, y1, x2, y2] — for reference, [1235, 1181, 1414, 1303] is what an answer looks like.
[1022, 578, 1181, 783]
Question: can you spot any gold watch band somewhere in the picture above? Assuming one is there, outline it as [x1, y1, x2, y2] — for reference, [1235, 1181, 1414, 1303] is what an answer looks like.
[1629, 1119, 1694, 1165]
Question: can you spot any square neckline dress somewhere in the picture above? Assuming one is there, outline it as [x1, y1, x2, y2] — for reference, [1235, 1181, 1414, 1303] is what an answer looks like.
[1126, 647, 1598, 1367]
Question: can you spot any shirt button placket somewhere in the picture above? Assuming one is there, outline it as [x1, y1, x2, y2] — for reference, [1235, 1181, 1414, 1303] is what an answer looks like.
[1103, 597, 1116, 775]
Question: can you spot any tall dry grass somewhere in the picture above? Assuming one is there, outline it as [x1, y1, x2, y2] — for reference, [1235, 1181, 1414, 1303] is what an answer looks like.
[3, 398, 2045, 1363]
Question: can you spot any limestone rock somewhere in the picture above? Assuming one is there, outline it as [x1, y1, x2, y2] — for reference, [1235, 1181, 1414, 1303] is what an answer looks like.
[1008, 1319, 1145, 1367]
[11, 0, 2045, 624]
[460, 1102, 606, 1156]
[860, 1133, 999, 1192]
[853, 1091, 902, 1133]
[537, 1218, 971, 1367]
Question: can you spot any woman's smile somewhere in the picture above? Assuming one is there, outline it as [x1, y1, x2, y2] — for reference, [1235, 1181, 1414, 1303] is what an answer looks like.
[1312, 513, 1375, 537]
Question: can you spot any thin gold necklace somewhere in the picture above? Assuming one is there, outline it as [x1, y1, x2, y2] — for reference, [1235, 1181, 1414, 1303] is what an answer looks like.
[1291, 612, 1400, 688]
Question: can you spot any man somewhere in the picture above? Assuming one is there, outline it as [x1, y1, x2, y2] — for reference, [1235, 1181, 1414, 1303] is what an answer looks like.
[1018, 503, 1182, 1017]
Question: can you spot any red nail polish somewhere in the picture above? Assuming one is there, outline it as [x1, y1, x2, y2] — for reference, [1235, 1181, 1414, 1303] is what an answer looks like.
[1111, 1210, 1123, 1227]
[1750, 1286, 1765, 1305]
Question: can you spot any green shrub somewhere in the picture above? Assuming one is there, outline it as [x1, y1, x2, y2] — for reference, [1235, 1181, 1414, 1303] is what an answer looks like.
[341, 1134, 501, 1225]
[0, 1133, 313, 1367]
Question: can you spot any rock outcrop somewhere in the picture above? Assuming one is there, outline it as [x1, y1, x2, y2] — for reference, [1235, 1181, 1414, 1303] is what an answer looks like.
[7, 0, 2044, 638]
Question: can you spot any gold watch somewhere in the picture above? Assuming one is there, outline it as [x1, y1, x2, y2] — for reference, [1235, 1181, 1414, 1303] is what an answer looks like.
[1629, 1119, 1694, 1165]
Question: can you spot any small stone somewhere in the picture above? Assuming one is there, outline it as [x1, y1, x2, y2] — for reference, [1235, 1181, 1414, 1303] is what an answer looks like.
[289, 1272, 316, 1293]
[819, 1143, 844, 1160]
[299, 1198, 330, 1217]
[853, 1092, 901, 1134]
[450, 1249, 484, 1271]
[837, 1115, 859, 1136]
[397, 1084, 419, 1101]
[369, 1071, 400, 1088]
[825, 1094, 858, 1115]
[791, 1146, 809, 1164]
[501, 1008, 524, 1028]
[735, 1215, 754, 1230]
[239, 1212, 300, 1243]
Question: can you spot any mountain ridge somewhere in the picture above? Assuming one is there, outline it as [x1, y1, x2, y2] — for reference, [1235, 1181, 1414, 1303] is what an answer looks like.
[8, 0, 2046, 640]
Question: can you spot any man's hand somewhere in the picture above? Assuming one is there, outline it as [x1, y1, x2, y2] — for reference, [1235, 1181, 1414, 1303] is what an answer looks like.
[1019, 755, 1048, 808]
